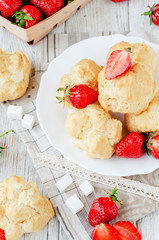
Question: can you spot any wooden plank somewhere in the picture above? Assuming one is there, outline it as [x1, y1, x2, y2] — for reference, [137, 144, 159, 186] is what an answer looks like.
[65, 0, 129, 33]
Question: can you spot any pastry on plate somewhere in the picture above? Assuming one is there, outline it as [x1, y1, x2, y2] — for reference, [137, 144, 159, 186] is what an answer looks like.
[0, 49, 31, 102]
[106, 41, 158, 77]
[59, 59, 103, 108]
[0, 175, 54, 240]
[125, 88, 159, 133]
[98, 64, 158, 114]
[65, 104, 122, 159]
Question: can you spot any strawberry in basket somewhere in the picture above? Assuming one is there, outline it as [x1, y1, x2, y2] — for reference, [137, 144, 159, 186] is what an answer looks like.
[11, 5, 43, 28]
[0, 0, 22, 18]
[30, 0, 64, 17]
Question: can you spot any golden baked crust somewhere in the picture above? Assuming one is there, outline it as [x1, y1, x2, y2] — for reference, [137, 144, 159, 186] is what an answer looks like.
[0, 175, 54, 240]
[98, 64, 158, 114]
[0, 49, 31, 101]
[59, 59, 103, 108]
[98, 41, 158, 114]
[125, 88, 159, 133]
[65, 104, 122, 159]
[106, 41, 158, 77]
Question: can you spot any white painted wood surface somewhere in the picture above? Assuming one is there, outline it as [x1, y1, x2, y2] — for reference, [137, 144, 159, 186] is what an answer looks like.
[0, 0, 159, 239]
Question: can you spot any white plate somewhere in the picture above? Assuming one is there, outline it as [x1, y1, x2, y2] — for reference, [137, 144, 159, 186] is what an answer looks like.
[36, 34, 159, 177]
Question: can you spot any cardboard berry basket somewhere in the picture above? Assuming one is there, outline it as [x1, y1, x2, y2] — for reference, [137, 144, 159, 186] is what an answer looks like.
[0, 0, 91, 45]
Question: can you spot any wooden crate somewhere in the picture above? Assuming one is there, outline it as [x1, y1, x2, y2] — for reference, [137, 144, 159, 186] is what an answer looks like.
[0, 0, 91, 45]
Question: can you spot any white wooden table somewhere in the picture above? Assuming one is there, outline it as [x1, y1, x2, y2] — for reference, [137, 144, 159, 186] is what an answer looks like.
[0, 0, 159, 239]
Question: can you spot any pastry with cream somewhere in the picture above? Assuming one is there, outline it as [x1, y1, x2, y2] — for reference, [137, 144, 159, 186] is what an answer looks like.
[65, 103, 122, 159]
[98, 41, 158, 114]
[0, 175, 54, 240]
[106, 41, 158, 77]
[59, 59, 103, 108]
[0, 49, 31, 101]
[125, 88, 159, 133]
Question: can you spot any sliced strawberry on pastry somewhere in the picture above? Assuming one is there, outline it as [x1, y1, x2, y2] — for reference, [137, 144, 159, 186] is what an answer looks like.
[105, 50, 132, 80]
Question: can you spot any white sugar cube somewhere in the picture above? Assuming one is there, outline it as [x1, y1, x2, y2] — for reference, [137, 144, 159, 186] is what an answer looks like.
[65, 194, 84, 214]
[22, 114, 35, 130]
[79, 180, 94, 196]
[7, 105, 23, 120]
[55, 174, 74, 192]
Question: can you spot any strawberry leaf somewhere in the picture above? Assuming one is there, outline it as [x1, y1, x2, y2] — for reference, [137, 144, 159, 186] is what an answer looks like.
[111, 187, 118, 195]
[11, 11, 33, 28]
[0, 130, 14, 152]
[0, 130, 14, 138]
[57, 88, 65, 91]
[67, 0, 74, 5]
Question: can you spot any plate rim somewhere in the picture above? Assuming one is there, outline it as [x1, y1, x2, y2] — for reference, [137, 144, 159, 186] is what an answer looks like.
[36, 34, 159, 177]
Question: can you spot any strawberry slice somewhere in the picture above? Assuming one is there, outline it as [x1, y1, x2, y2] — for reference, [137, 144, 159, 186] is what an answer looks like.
[147, 134, 159, 159]
[105, 50, 132, 80]
[92, 223, 119, 240]
[113, 221, 141, 240]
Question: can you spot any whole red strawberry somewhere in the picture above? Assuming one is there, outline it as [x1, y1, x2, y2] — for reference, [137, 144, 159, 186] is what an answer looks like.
[142, 4, 159, 26]
[115, 132, 146, 158]
[111, 0, 128, 2]
[0, 229, 5, 240]
[147, 134, 159, 159]
[92, 223, 118, 240]
[0, 0, 22, 18]
[113, 221, 141, 240]
[57, 84, 98, 109]
[11, 5, 43, 28]
[105, 50, 132, 80]
[30, 0, 64, 17]
[88, 188, 121, 227]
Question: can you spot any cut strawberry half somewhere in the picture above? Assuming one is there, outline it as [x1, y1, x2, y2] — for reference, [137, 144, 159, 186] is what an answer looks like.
[147, 134, 159, 159]
[113, 221, 141, 240]
[105, 50, 132, 80]
[92, 223, 119, 240]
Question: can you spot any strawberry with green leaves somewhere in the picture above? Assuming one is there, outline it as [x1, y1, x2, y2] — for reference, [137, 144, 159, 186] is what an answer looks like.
[142, 4, 159, 26]
[57, 84, 98, 109]
[11, 5, 43, 28]
[88, 187, 121, 227]
[146, 133, 159, 159]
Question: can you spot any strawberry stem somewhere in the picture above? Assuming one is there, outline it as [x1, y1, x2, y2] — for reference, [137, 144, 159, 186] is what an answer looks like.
[56, 86, 72, 103]
[0, 130, 14, 152]
[11, 11, 33, 28]
[108, 187, 123, 205]
[0, 130, 14, 138]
